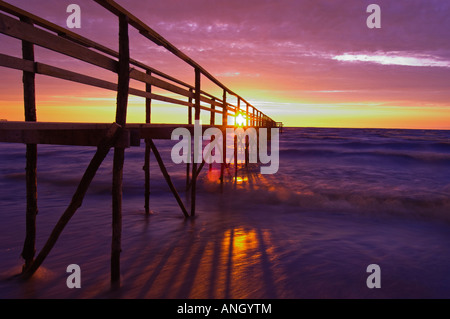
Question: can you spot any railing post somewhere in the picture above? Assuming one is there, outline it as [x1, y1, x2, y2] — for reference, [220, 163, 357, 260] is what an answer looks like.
[246, 103, 249, 127]
[191, 68, 201, 217]
[144, 70, 152, 215]
[223, 90, 228, 127]
[209, 98, 216, 171]
[186, 88, 193, 189]
[188, 88, 193, 125]
[221, 89, 227, 186]
[252, 107, 255, 127]
[111, 13, 130, 286]
[210, 98, 215, 125]
[237, 97, 240, 119]
[20, 16, 38, 272]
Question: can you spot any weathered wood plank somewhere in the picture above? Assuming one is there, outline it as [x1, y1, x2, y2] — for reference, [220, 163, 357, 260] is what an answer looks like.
[0, 126, 131, 147]
[0, 12, 118, 72]
[0, 53, 34, 72]
[0, 0, 117, 57]
[130, 68, 225, 110]
[0, 0, 199, 92]
[36, 63, 117, 91]
[130, 68, 193, 99]
[0, 54, 220, 113]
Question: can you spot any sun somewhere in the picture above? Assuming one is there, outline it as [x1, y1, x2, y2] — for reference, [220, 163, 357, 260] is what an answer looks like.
[235, 113, 246, 127]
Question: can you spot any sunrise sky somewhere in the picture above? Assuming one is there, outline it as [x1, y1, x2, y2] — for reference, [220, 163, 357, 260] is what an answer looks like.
[1, 0, 449, 129]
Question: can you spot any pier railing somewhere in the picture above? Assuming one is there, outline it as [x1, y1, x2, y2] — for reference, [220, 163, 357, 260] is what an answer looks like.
[0, 0, 280, 285]
[0, 0, 276, 129]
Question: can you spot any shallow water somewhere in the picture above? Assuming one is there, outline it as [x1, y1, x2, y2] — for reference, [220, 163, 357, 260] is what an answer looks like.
[0, 127, 449, 298]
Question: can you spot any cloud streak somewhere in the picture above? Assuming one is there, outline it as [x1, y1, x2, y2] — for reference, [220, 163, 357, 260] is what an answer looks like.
[333, 52, 450, 68]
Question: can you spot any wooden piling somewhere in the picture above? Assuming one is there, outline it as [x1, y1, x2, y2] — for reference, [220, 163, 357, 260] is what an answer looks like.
[111, 13, 130, 285]
[220, 89, 227, 186]
[20, 16, 38, 271]
[187, 159, 206, 191]
[210, 98, 215, 172]
[245, 135, 249, 167]
[186, 88, 193, 189]
[234, 135, 238, 178]
[191, 68, 201, 217]
[209, 135, 215, 172]
[144, 141, 151, 214]
[148, 139, 189, 218]
[22, 124, 122, 279]
[144, 70, 152, 214]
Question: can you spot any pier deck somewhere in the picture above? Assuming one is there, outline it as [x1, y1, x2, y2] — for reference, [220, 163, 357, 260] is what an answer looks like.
[0, 0, 280, 286]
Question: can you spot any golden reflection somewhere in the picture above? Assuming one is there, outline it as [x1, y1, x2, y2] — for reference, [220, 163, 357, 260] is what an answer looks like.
[233, 176, 248, 184]
[215, 227, 280, 298]
[206, 167, 222, 183]
[230, 228, 258, 258]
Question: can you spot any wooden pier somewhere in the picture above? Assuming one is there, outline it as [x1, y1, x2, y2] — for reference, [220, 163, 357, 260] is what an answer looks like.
[0, 0, 280, 286]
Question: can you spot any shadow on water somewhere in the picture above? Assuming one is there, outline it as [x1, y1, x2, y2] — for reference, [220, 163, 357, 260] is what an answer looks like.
[84, 164, 286, 299]
[109, 201, 284, 299]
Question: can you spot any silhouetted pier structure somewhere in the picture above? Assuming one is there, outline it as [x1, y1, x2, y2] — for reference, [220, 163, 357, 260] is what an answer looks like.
[0, 0, 279, 285]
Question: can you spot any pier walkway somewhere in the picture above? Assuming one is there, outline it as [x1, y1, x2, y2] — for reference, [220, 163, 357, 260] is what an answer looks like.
[0, 0, 279, 285]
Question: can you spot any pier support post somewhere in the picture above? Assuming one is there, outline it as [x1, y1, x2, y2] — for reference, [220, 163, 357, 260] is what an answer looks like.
[245, 135, 249, 167]
[148, 139, 189, 218]
[220, 90, 227, 187]
[144, 70, 152, 214]
[210, 98, 215, 172]
[186, 88, 193, 189]
[111, 13, 130, 286]
[191, 68, 201, 217]
[22, 124, 121, 279]
[234, 135, 238, 178]
[20, 17, 38, 272]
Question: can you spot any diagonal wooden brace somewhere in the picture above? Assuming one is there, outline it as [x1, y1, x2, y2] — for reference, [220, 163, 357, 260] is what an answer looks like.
[22, 123, 122, 279]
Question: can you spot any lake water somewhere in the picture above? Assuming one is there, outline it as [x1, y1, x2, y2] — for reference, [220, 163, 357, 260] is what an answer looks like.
[1, 127, 449, 298]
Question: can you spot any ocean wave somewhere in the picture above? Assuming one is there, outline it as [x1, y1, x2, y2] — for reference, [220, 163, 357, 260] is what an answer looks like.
[283, 140, 450, 153]
[280, 147, 450, 165]
[216, 172, 450, 223]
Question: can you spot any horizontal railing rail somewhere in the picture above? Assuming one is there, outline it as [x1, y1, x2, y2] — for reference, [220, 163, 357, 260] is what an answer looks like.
[0, 0, 278, 127]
